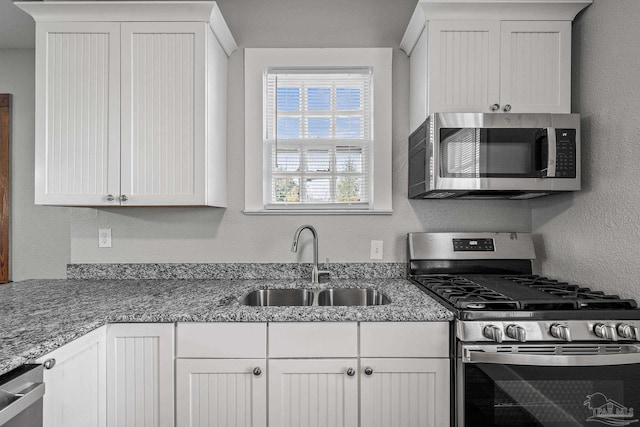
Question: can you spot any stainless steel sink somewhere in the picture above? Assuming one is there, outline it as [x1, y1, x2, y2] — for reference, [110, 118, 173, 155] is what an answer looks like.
[240, 287, 390, 307]
[317, 288, 390, 306]
[240, 289, 313, 306]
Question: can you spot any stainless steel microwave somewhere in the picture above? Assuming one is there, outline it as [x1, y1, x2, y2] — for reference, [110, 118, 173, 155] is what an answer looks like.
[408, 113, 581, 200]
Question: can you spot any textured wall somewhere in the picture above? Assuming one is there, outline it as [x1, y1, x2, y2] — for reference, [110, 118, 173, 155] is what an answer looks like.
[0, 49, 70, 280]
[532, 1, 640, 299]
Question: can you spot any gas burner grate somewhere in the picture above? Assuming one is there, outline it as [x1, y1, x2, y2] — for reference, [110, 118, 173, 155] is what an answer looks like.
[416, 275, 519, 310]
[502, 275, 638, 310]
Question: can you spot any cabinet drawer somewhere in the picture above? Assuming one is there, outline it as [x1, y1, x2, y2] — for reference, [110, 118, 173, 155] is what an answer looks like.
[176, 323, 266, 358]
[360, 322, 449, 358]
[269, 322, 358, 358]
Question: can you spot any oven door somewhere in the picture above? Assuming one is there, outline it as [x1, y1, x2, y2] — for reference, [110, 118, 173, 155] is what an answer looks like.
[458, 343, 640, 427]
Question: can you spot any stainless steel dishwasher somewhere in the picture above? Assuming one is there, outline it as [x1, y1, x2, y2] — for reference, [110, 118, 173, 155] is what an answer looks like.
[0, 365, 44, 427]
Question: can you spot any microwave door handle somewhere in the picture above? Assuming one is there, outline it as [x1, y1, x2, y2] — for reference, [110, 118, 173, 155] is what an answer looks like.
[463, 346, 640, 366]
[546, 127, 557, 178]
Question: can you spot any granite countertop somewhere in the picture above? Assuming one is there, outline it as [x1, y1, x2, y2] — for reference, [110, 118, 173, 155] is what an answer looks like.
[0, 278, 453, 375]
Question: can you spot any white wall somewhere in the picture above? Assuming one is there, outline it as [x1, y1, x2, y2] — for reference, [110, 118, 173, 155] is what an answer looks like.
[0, 49, 70, 280]
[532, 1, 640, 299]
[4, 0, 532, 278]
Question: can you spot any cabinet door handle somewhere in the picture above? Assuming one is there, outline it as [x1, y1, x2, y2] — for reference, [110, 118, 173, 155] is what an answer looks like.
[106, 194, 115, 202]
[120, 195, 128, 202]
[346, 368, 355, 377]
[364, 366, 373, 376]
[43, 358, 56, 370]
[252, 367, 262, 377]
[503, 104, 512, 112]
[490, 103, 500, 112]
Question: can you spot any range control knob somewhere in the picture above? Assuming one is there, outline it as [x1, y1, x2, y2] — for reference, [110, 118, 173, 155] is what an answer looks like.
[617, 324, 640, 340]
[550, 324, 572, 342]
[506, 324, 527, 342]
[593, 323, 618, 341]
[483, 325, 503, 343]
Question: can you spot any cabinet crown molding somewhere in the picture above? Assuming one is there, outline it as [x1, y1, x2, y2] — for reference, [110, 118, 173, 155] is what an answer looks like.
[14, 0, 237, 56]
[400, 0, 592, 55]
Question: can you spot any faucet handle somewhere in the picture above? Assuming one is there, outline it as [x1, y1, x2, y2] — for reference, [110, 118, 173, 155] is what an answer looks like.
[324, 258, 330, 269]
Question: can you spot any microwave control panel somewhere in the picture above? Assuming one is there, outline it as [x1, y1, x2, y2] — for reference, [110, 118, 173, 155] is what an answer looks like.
[555, 129, 576, 178]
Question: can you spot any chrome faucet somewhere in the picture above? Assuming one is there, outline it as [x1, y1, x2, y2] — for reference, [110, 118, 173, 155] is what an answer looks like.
[291, 225, 328, 284]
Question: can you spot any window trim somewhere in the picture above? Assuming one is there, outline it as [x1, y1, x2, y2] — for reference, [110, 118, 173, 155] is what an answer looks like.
[244, 48, 393, 214]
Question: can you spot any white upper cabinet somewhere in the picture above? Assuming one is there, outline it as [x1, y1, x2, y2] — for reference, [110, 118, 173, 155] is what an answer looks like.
[34, 22, 121, 206]
[120, 22, 207, 206]
[401, 0, 592, 131]
[16, 1, 237, 207]
[426, 20, 501, 115]
[500, 21, 571, 114]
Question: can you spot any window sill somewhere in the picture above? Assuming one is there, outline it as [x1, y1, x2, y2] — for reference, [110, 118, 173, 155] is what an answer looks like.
[242, 209, 393, 216]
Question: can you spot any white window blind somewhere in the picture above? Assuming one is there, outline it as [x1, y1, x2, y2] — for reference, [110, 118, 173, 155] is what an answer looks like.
[263, 67, 373, 210]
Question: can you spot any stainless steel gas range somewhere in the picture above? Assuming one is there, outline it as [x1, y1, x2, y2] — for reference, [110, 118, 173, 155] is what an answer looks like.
[408, 232, 640, 427]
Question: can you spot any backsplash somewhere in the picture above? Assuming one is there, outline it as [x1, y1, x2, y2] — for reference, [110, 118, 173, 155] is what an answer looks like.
[67, 263, 406, 280]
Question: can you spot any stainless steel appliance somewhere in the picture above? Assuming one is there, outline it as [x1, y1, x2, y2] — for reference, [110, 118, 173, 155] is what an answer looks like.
[408, 113, 581, 199]
[408, 232, 640, 427]
[0, 364, 44, 427]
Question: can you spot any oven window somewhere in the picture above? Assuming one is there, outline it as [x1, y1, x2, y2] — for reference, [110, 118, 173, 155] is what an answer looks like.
[440, 128, 547, 178]
[464, 364, 640, 427]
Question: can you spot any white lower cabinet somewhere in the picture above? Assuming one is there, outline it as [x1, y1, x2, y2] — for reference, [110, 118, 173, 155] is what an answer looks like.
[175, 359, 266, 427]
[175, 323, 267, 427]
[106, 323, 175, 427]
[36, 326, 107, 427]
[36, 321, 450, 427]
[360, 358, 450, 427]
[360, 322, 451, 427]
[268, 358, 359, 427]
[267, 322, 359, 427]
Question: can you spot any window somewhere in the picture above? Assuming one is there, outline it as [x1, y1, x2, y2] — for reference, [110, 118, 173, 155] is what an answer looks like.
[244, 49, 392, 214]
[265, 68, 372, 209]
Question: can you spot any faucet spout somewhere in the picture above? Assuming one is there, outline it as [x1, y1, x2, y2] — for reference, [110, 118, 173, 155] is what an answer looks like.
[291, 225, 320, 283]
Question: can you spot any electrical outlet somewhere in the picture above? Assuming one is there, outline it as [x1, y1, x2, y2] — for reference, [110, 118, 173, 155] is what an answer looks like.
[370, 240, 383, 260]
[98, 229, 112, 248]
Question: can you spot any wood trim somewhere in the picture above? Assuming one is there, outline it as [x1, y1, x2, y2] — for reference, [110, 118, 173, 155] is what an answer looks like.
[0, 94, 10, 284]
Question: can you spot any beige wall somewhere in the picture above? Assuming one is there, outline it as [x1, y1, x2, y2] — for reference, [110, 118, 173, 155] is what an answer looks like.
[533, 1, 640, 299]
[0, 49, 70, 280]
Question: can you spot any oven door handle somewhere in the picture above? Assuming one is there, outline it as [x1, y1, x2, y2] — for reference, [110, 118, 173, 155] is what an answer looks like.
[463, 347, 640, 366]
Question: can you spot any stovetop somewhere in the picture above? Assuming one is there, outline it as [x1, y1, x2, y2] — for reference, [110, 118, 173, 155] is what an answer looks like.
[407, 232, 640, 321]
[411, 274, 640, 321]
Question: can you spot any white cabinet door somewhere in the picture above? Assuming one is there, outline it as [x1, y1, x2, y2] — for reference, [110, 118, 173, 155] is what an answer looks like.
[427, 20, 501, 114]
[35, 326, 107, 427]
[120, 22, 207, 206]
[176, 359, 267, 427]
[360, 358, 450, 427]
[268, 359, 358, 427]
[500, 21, 572, 113]
[106, 323, 174, 427]
[34, 22, 121, 206]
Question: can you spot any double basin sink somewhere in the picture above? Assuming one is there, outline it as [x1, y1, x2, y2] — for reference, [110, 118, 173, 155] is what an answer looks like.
[241, 288, 390, 307]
